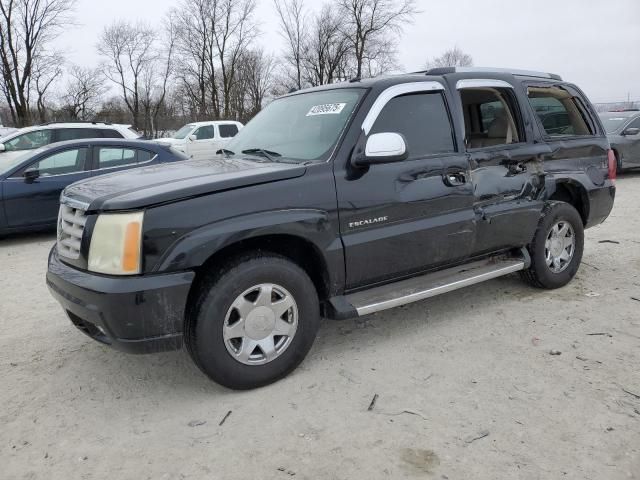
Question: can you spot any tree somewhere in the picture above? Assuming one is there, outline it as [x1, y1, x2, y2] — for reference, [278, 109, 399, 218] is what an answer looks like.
[171, 0, 258, 120]
[60, 65, 106, 121]
[33, 52, 63, 123]
[0, 0, 76, 126]
[98, 20, 174, 136]
[238, 48, 275, 119]
[273, 0, 307, 90]
[303, 4, 351, 86]
[427, 46, 473, 68]
[337, 0, 417, 79]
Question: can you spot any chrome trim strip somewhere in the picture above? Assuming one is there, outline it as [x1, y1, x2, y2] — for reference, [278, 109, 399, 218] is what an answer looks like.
[456, 79, 514, 89]
[450, 67, 560, 80]
[93, 154, 157, 172]
[361, 81, 445, 135]
[351, 260, 525, 316]
[60, 195, 90, 211]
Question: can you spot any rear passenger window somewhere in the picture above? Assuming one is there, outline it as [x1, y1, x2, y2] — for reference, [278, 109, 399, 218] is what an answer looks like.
[459, 87, 524, 149]
[57, 129, 103, 141]
[101, 129, 124, 139]
[219, 124, 239, 138]
[97, 147, 140, 169]
[370, 92, 455, 158]
[528, 87, 593, 137]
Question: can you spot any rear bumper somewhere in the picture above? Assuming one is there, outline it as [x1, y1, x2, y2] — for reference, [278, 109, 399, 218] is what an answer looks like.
[46, 247, 195, 354]
[585, 184, 616, 228]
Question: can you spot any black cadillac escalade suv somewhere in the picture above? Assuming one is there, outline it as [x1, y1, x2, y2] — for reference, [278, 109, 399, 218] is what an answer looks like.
[47, 67, 616, 389]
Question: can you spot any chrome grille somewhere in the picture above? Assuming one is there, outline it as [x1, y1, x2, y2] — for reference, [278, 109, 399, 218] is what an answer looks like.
[57, 203, 88, 260]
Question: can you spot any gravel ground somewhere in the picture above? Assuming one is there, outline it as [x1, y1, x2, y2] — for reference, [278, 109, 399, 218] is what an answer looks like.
[1, 174, 639, 480]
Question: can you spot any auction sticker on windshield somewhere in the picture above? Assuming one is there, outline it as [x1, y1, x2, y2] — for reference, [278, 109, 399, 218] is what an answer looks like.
[307, 103, 347, 116]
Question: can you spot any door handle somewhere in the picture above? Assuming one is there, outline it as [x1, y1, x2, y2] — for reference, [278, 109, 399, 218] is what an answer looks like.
[443, 172, 467, 187]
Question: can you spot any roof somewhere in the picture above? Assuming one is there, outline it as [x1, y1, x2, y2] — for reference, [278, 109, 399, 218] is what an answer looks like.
[285, 67, 564, 97]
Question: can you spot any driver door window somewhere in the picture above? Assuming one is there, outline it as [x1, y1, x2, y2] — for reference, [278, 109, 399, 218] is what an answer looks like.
[5, 130, 53, 151]
[21, 148, 88, 177]
[369, 92, 456, 159]
[627, 118, 640, 131]
[194, 125, 215, 140]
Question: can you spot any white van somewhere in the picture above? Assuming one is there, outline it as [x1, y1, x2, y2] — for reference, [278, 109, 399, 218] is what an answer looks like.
[157, 121, 243, 160]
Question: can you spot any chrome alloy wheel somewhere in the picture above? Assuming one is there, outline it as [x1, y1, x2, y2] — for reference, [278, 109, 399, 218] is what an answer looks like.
[223, 283, 298, 365]
[544, 221, 575, 274]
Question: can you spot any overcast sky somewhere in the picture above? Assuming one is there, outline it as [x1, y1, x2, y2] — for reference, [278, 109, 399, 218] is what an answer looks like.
[55, 0, 640, 104]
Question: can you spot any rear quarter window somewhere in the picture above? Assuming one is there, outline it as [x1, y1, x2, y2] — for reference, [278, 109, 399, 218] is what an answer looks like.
[528, 86, 595, 137]
[101, 129, 124, 139]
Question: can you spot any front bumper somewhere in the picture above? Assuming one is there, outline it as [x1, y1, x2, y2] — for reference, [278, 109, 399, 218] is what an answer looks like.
[46, 247, 195, 354]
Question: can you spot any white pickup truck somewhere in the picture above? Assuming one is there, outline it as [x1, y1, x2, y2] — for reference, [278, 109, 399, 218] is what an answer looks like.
[157, 121, 243, 160]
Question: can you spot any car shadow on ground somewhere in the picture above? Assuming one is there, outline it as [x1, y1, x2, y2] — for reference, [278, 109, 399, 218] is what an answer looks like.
[0, 230, 56, 247]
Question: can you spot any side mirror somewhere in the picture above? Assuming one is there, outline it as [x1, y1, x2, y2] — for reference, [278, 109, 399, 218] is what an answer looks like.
[353, 132, 408, 167]
[24, 168, 40, 183]
[188, 134, 197, 142]
[622, 127, 640, 136]
[0, 143, 5, 152]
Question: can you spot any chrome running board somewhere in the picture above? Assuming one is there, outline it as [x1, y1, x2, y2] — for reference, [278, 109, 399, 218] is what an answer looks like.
[344, 256, 526, 317]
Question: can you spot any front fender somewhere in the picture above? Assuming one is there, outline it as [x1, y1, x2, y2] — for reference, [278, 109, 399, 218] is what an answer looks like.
[152, 208, 343, 286]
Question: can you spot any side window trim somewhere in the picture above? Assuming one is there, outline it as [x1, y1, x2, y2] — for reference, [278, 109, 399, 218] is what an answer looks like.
[361, 81, 445, 135]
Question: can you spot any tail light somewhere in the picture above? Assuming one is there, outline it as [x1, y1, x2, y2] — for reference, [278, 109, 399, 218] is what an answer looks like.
[607, 149, 616, 184]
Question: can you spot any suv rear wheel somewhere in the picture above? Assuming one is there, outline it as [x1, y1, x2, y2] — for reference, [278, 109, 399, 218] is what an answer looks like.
[185, 253, 320, 390]
[520, 202, 584, 289]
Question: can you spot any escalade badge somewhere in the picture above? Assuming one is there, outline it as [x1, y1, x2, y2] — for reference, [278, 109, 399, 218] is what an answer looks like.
[349, 216, 388, 229]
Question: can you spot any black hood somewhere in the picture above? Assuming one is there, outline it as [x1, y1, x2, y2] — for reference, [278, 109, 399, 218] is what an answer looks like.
[63, 156, 307, 211]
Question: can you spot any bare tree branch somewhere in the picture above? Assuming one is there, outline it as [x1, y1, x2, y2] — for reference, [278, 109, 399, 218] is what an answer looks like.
[0, 0, 76, 126]
[426, 46, 474, 69]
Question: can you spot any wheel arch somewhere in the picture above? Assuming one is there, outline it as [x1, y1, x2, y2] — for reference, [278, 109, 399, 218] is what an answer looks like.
[192, 233, 333, 303]
[546, 179, 590, 225]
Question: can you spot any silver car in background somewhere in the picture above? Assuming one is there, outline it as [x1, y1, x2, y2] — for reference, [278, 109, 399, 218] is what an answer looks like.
[599, 110, 640, 172]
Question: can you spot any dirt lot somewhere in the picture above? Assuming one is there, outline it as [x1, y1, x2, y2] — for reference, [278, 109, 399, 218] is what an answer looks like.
[1, 175, 639, 480]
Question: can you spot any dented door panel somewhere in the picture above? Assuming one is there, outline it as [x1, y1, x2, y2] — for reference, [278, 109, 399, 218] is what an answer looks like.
[468, 143, 549, 252]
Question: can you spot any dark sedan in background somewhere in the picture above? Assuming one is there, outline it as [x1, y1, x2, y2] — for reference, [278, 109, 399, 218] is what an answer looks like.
[599, 110, 640, 172]
[0, 139, 187, 235]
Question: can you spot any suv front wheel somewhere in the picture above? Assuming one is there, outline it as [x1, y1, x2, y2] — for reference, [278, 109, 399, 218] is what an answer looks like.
[185, 253, 320, 390]
[521, 202, 584, 289]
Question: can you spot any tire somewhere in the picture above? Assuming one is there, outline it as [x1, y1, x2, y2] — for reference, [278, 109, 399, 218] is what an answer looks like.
[185, 252, 320, 390]
[614, 150, 623, 175]
[520, 202, 584, 289]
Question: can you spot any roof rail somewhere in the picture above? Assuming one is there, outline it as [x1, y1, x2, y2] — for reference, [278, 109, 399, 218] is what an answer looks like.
[423, 67, 562, 81]
[37, 120, 113, 126]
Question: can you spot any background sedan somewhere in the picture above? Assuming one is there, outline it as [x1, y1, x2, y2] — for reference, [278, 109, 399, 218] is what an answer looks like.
[0, 139, 187, 235]
[599, 110, 640, 172]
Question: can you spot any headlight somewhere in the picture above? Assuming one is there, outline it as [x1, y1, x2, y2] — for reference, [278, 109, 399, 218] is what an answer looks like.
[88, 212, 144, 275]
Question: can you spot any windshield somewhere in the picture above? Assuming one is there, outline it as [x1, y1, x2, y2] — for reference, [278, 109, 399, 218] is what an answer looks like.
[599, 114, 634, 134]
[226, 88, 364, 162]
[172, 124, 196, 140]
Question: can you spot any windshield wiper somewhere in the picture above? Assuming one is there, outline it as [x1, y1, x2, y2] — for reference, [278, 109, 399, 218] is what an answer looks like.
[216, 148, 235, 157]
[241, 148, 282, 162]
